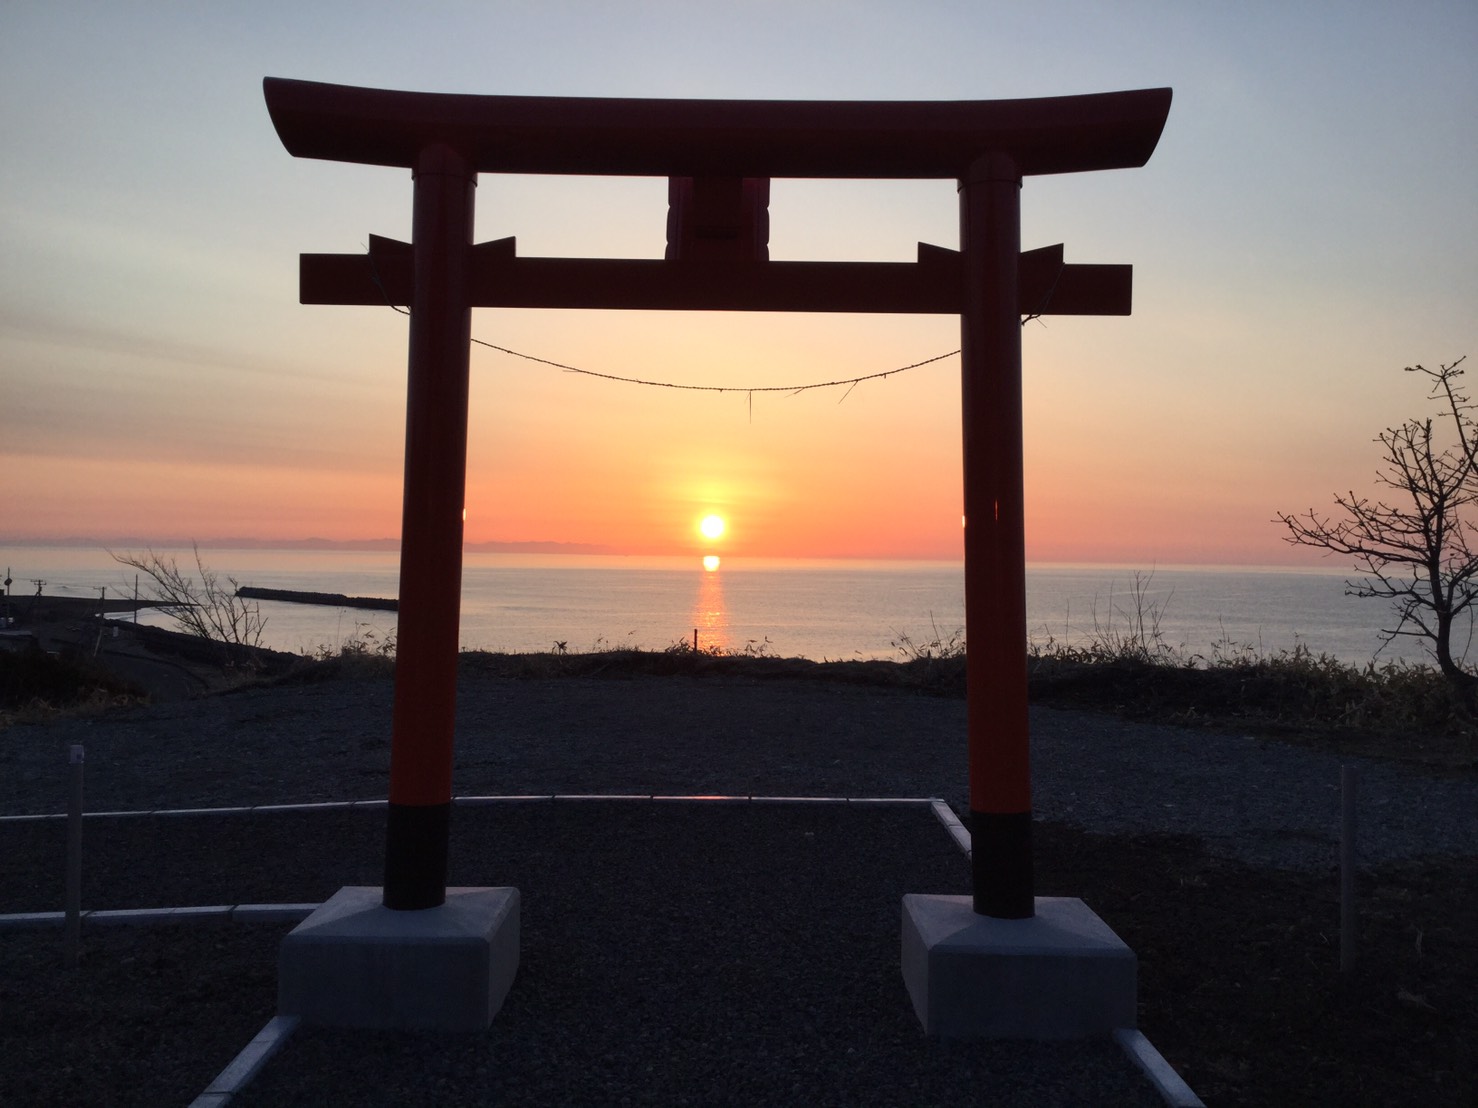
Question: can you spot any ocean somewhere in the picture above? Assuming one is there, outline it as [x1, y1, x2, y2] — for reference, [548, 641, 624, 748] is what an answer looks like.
[1, 545, 1449, 669]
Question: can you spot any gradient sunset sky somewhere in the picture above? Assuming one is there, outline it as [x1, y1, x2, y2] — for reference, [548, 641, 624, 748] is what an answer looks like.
[3, 1, 1474, 565]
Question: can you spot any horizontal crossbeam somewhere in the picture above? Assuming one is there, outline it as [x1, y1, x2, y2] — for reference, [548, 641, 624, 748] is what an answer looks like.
[302, 239, 1130, 315]
[265, 78, 1171, 179]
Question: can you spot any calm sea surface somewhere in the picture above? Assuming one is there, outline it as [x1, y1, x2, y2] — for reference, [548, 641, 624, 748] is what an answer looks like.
[2, 546, 1453, 669]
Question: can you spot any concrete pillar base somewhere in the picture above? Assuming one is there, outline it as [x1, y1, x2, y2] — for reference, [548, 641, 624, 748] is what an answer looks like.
[902, 894, 1135, 1039]
[279, 885, 520, 1031]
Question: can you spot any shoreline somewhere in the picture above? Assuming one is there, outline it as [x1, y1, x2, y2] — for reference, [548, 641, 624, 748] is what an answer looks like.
[1, 548, 1427, 666]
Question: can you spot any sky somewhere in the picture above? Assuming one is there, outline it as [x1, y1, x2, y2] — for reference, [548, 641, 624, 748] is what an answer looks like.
[2, 1, 1475, 565]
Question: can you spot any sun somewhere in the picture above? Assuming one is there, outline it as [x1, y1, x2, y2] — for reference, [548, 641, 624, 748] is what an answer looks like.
[699, 514, 726, 541]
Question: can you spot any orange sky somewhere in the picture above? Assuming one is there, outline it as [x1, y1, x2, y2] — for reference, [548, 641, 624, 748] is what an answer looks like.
[2, 4, 1474, 567]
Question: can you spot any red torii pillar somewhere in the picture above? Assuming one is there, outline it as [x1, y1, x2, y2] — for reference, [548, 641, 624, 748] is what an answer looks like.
[960, 152, 1032, 917]
[382, 142, 477, 907]
[265, 79, 1171, 918]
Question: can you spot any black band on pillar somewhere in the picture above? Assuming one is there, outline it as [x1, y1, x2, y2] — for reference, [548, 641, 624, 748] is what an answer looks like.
[383, 801, 451, 910]
[970, 809, 1034, 919]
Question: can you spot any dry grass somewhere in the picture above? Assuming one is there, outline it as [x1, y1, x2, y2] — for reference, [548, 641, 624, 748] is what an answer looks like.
[14, 604, 1475, 770]
[266, 631, 1478, 769]
[0, 648, 144, 728]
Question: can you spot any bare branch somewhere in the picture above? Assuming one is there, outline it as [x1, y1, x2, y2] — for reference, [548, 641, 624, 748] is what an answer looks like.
[1278, 357, 1477, 699]
[110, 544, 266, 651]
[1407, 356, 1475, 474]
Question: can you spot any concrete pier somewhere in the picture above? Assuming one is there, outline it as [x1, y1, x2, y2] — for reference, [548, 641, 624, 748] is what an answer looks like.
[279, 885, 519, 1031]
[902, 894, 1136, 1039]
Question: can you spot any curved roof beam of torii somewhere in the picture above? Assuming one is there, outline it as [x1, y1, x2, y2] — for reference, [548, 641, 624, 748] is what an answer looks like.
[263, 78, 1171, 179]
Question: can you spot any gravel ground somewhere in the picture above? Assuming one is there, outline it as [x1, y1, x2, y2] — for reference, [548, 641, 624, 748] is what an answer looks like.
[5, 671, 1476, 870]
[2, 803, 1162, 1107]
[4, 670, 1475, 1106]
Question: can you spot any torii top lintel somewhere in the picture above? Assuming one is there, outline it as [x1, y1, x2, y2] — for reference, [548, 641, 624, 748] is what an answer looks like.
[263, 78, 1171, 179]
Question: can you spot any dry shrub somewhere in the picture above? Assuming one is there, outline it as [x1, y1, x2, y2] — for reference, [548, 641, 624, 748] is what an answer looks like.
[0, 646, 144, 726]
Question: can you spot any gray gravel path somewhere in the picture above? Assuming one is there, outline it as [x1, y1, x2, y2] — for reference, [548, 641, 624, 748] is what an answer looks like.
[4, 673, 1474, 872]
[7, 672, 1472, 1106]
[0, 802, 1167, 1108]
[1029, 709, 1478, 870]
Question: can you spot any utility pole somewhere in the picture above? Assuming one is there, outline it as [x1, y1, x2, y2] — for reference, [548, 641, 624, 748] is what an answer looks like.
[94, 586, 107, 656]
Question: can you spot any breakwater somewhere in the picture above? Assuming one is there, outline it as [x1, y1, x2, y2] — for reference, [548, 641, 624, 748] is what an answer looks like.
[236, 586, 397, 612]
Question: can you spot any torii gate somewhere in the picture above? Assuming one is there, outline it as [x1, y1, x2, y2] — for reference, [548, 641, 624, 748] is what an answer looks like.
[265, 78, 1171, 922]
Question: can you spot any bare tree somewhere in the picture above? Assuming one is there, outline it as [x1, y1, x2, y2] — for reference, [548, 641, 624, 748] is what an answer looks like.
[1278, 357, 1476, 703]
[111, 543, 267, 650]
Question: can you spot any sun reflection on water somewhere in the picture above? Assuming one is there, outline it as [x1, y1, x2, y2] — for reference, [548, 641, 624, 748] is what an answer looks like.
[691, 557, 728, 652]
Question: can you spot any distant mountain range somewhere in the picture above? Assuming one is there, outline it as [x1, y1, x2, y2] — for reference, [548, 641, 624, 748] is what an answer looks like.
[8, 536, 618, 555]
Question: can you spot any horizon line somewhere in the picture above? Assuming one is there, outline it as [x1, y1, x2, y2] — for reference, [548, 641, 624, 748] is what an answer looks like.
[2, 534, 1343, 572]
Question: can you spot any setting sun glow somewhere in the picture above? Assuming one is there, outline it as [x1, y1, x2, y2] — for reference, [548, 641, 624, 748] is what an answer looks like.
[0, 5, 1471, 574]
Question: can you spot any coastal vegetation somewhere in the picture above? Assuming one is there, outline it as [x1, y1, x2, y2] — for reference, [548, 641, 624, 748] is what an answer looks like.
[269, 605, 1474, 769]
[886, 575, 1475, 766]
[5, 544, 1471, 767]
[5, 591, 1473, 769]
[0, 644, 143, 724]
